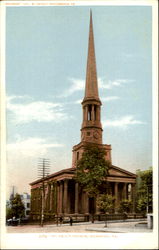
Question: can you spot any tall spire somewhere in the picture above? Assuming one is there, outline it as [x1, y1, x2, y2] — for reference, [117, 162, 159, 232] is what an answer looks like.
[80, 11, 102, 145]
[72, 11, 112, 169]
[84, 10, 99, 101]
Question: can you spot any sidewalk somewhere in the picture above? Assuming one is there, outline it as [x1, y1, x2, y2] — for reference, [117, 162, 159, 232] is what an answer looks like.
[87, 220, 152, 233]
[6, 219, 152, 234]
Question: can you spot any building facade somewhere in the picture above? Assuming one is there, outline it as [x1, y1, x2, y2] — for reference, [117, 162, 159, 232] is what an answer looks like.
[21, 193, 31, 218]
[30, 12, 136, 220]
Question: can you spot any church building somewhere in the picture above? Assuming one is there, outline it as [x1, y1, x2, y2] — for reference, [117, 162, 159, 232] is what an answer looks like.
[30, 12, 136, 220]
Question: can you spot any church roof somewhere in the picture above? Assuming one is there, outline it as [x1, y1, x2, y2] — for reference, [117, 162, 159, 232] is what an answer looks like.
[110, 165, 137, 178]
[30, 167, 75, 185]
[30, 165, 136, 186]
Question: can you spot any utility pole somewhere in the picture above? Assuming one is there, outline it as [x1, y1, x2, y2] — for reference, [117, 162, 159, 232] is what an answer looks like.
[38, 158, 50, 227]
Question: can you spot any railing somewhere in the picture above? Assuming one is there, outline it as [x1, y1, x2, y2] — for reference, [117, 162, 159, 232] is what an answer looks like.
[28, 212, 146, 225]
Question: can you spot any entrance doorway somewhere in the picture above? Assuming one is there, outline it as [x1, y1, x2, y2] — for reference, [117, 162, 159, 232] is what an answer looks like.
[89, 197, 95, 214]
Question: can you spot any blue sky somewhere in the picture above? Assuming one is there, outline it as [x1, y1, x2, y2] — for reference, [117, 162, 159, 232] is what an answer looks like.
[6, 6, 152, 196]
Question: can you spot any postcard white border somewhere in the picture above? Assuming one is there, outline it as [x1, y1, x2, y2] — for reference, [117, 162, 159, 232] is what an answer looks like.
[0, 0, 158, 249]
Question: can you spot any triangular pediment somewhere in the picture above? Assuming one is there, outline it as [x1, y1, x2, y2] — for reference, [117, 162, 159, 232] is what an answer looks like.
[108, 165, 136, 177]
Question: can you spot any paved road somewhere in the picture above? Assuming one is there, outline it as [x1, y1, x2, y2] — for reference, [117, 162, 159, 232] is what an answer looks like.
[6, 220, 152, 234]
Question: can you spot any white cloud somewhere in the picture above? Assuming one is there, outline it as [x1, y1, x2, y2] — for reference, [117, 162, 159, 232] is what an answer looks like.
[59, 77, 134, 97]
[6, 137, 65, 195]
[7, 137, 64, 157]
[7, 95, 67, 124]
[60, 78, 85, 97]
[7, 95, 32, 102]
[102, 115, 145, 129]
[6, 137, 68, 197]
[101, 96, 120, 102]
[74, 99, 82, 104]
[99, 78, 134, 90]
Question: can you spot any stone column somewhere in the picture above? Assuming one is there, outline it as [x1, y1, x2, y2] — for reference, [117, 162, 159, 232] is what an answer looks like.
[50, 183, 53, 211]
[114, 182, 119, 213]
[57, 182, 60, 214]
[75, 182, 79, 214]
[85, 105, 88, 121]
[92, 105, 95, 121]
[122, 183, 127, 200]
[131, 183, 136, 213]
[97, 106, 100, 121]
[59, 181, 63, 214]
[63, 179, 68, 214]
[54, 182, 57, 214]
[96, 106, 99, 121]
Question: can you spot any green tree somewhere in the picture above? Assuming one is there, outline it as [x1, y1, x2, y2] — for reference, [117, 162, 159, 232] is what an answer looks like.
[10, 193, 25, 218]
[118, 199, 132, 213]
[96, 194, 115, 213]
[6, 206, 13, 220]
[76, 144, 111, 197]
[136, 168, 152, 214]
[136, 197, 147, 213]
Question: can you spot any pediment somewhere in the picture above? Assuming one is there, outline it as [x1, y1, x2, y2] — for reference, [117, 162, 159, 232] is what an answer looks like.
[108, 165, 136, 178]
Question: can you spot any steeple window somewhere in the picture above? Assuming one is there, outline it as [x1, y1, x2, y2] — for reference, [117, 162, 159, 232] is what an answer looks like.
[94, 105, 97, 120]
[88, 105, 92, 121]
[85, 104, 99, 121]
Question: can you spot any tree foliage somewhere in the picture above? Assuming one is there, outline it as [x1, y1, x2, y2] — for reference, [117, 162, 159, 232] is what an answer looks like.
[97, 194, 115, 213]
[136, 197, 147, 213]
[118, 199, 132, 213]
[76, 144, 111, 197]
[6, 206, 13, 220]
[9, 193, 25, 218]
[136, 168, 153, 213]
